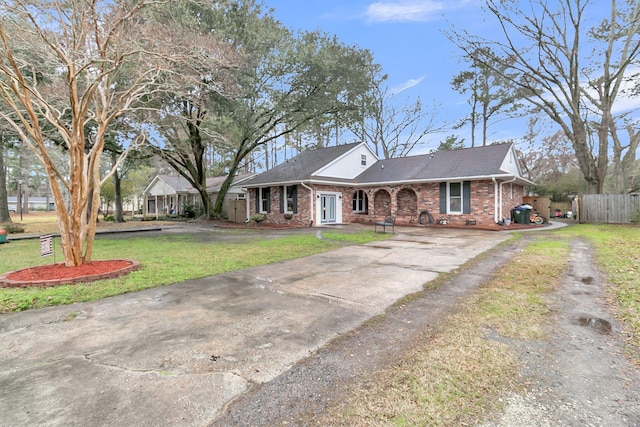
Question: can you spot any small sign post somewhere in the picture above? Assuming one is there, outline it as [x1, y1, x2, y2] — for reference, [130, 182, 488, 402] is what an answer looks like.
[40, 235, 53, 258]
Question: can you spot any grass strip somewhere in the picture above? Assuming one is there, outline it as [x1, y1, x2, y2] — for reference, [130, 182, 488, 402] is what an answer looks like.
[557, 224, 640, 359]
[325, 239, 569, 426]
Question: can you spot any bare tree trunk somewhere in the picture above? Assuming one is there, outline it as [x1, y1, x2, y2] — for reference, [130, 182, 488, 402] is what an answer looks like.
[114, 170, 124, 222]
[0, 140, 10, 222]
[112, 152, 124, 223]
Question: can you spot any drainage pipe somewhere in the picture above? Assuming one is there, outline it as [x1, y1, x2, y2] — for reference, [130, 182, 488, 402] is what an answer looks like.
[497, 177, 517, 222]
[300, 181, 314, 226]
[241, 188, 250, 222]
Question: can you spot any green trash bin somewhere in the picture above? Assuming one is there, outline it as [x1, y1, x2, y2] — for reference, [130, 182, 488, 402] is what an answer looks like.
[512, 208, 530, 224]
[0, 229, 7, 244]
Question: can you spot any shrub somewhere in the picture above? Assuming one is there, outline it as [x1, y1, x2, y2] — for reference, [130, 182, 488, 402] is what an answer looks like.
[182, 204, 203, 219]
[249, 213, 266, 224]
[0, 222, 25, 234]
[631, 209, 640, 224]
[103, 214, 115, 222]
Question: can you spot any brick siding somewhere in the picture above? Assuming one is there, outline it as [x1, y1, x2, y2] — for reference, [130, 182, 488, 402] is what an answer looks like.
[251, 180, 526, 227]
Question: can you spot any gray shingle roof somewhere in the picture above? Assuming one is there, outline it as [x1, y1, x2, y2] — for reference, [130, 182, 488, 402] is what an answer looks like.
[205, 173, 254, 192]
[156, 175, 193, 192]
[244, 142, 532, 187]
[243, 142, 361, 186]
[355, 143, 516, 184]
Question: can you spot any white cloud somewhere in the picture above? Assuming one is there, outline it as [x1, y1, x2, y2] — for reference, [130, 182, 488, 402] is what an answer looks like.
[365, 1, 448, 23]
[391, 76, 425, 95]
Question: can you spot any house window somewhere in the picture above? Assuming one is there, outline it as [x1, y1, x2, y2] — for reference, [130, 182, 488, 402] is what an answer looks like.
[361, 154, 367, 166]
[440, 181, 471, 215]
[352, 190, 368, 213]
[281, 185, 297, 213]
[449, 182, 462, 214]
[258, 187, 270, 213]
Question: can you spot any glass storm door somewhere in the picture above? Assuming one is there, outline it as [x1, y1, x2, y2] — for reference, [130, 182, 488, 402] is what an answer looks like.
[320, 194, 336, 223]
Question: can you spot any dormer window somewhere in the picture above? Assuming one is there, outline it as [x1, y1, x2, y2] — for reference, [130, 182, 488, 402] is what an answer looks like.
[361, 154, 367, 166]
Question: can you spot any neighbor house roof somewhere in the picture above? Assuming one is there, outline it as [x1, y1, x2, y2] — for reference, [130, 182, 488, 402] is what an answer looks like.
[145, 173, 256, 196]
[355, 143, 532, 185]
[143, 175, 194, 196]
[205, 173, 255, 192]
[243, 142, 361, 186]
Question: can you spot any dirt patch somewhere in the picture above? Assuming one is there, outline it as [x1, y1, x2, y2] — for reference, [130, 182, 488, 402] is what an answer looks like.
[212, 235, 640, 426]
[482, 238, 640, 426]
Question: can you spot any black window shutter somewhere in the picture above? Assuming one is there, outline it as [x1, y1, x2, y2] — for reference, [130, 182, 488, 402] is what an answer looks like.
[439, 182, 447, 214]
[463, 181, 471, 214]
[265, 188, 270, 213]
[292, 185, 298, 214]
[279, 186, 284, 212]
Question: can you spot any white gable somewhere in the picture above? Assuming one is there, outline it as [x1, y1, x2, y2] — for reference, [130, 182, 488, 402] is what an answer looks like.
[500, 146, 524, 176]
[146, 178, 178, 197]
[313, 143, 378, 179]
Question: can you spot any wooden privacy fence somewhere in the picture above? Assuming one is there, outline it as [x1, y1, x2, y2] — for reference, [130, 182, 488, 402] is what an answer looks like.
[577, 194, 640, 224]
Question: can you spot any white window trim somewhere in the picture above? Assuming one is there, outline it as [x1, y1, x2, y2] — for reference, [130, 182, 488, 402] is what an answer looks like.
[448, 181, 463, 214]
[283, 185, 295, 214]
[259, 187, 269, 213]
[353, 190, 367, 213]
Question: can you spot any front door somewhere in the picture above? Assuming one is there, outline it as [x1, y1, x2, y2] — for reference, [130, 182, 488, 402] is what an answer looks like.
[320, 194, 336, 224]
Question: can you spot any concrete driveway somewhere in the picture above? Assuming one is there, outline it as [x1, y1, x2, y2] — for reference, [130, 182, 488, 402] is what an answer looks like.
[0, 226, 511, 426]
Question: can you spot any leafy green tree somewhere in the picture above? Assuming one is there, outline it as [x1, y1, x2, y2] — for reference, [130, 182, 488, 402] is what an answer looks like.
[141, 0, 242, 217]
[205, 5, 380, 214]
[432, 135, 466, 153]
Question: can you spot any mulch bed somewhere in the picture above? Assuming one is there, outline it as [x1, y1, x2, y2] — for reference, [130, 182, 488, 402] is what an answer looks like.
[0, 259, 140, 288]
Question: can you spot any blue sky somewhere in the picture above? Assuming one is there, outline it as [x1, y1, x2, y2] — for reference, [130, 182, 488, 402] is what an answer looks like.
[265, 0, 502, 151]
[265, 0, 640, 157]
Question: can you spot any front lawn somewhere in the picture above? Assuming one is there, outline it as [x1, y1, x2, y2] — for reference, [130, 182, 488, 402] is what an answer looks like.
[0, 229, 389, 313]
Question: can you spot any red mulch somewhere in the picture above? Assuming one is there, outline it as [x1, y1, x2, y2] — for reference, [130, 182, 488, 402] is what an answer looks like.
[7, 260, 131, 281]
[0, 259, 140, 288]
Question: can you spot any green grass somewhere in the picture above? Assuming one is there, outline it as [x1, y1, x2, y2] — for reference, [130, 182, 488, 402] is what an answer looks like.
[0, 230, 387, 313]
[322, 230, 392, 244]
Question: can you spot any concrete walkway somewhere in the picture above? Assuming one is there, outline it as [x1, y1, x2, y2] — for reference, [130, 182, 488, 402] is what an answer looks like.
[0, 227, 514, 426]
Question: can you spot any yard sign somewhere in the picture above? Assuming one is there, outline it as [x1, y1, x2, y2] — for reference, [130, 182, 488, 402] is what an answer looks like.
[40, 235, 53, 258]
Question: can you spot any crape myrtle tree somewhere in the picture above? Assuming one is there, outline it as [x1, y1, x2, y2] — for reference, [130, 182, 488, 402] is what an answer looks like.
[204, 2, 380, 215]
[448, 0, 640, 194]
[0, 0, 232, 266]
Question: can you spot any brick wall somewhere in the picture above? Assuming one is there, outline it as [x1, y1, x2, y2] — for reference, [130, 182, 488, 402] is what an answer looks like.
[251, 180, 526, 227]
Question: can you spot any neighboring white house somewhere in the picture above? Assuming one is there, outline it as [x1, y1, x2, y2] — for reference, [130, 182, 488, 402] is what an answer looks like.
[142, 173, 254, 219]
[6, 196, 55, 212]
